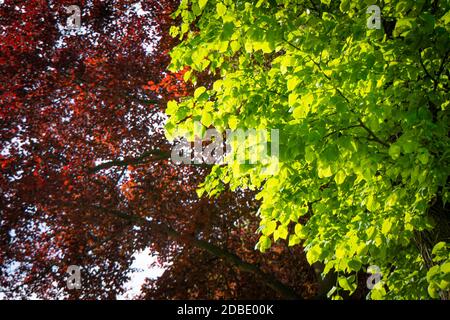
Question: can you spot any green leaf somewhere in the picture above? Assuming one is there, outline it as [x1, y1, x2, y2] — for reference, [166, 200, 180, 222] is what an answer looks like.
[294, 223, 303, 236]
[336, 246, 346, 259]
[199, 0, 208, 10]
[427, 265, 440, 282]
[441, 10, 450, 25]
[388, 144, 401, 160]
[277, 225, 288, 240]
[382, 219, 392, 235]
[371, 286, 386, 300]
[230, 40, 241, 53]
[288, 93, 298, 107]
[348, 259, 362, 271]
[304, 146, 315, 163]
[166, 100, 178, 116]
[288, 234, 301, 246]
[339, 0, 350, 12]
[427, 283, 440, 299]
[394, 18, 416, 37]
[306, 245, 322, 264]
[201, 111, 213, 127]
[401, 139, 418, 154]
[216, 3, 227, 17]
[262, 220, 277, 236]
[334, 170, 346, 185]
[432, 242, 447, 257]
[222, 22, 235, 40]
[338, 276, 357, 293]
[257, 236, 272, 253]
[287, 77, 300, 91]
[318, 165, 332, 178]
[228, 116, 238, 130]
[194, 86, 207, 99]
[418, 148, 430, 165]
[293, 106, 308, 119]
[441, 262, 450, 274]
[366, 194, 379, 212]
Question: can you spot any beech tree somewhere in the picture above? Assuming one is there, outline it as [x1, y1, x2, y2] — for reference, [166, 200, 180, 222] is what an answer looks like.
[166, 0, 450, 299]
[0, 0, 316, 299]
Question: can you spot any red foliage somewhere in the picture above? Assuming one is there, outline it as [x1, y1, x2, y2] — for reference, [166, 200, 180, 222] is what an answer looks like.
[0, 0, 316, 299]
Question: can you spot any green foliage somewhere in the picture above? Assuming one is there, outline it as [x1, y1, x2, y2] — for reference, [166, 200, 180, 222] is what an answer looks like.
[427, 242, 450, 298]
[166, 0, 450, 299]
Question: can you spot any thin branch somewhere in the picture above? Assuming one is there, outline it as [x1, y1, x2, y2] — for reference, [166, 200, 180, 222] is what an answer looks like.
[282, 39, 389, 148]
[434, 49, 450, 91]
[89, 149, 170, 173]
[357, 118, 389, 147]
[323, 124, 361, 140]
[419, 49, 437, 83]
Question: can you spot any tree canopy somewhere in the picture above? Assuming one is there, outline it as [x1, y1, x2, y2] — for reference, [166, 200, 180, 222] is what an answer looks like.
[1, 0, 449, 300]
[0, 0, 316, 299]
[166, 0, 450, 299]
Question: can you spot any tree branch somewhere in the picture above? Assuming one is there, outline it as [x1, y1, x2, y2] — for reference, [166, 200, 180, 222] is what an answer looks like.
[357, 118, 389, 147]
[89, 149, 170, 173]
[96, 206, 301, 299]
[434, 49, 450, 91]
[282, 41, 390, 148]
